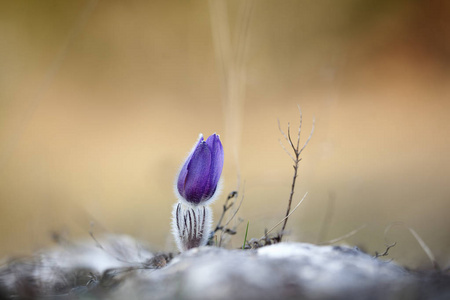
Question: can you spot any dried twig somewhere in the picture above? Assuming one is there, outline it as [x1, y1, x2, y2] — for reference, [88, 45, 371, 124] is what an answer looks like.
[278, 106, 315, 241]
[384, 223, 441, 271]
[211, 187, 245, 247]
[374, 242, 397, 258]
[214, 191, 238, 233]
[219, 187, 245, 247]
[223, 186, 245, 228]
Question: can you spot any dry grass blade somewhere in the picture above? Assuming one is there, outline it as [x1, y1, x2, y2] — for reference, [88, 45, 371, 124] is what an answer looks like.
[383, 221, 404, 242]
[383, 223, 440, 270]
[261, 192, 308, 239]
[208, 0, 254, 180]
[88, 226, 146, 266]
[208, 0, 232, 89]
[296, 105, 302, 150]
[234, 0, 254, 70]
[300, 116, 315, 154]
[316, 192, 336, 243]
[409, 228, 440, 271]
[319, 224, 367, 245]
[88, 231, 131, 265]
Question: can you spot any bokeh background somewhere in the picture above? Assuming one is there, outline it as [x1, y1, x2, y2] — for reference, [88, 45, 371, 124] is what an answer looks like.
[1, 0, 449, 268]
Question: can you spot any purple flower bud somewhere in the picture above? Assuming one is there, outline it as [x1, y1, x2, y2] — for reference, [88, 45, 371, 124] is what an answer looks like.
[176, 134, 224, 205]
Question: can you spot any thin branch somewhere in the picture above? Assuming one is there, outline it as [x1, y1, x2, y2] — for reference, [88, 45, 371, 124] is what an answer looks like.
[214, 186, 245, 247]
[278, 138, 296, 162]
[278, 108, 314, 242]
[261, 192, 308, 239]
[277, 118, 291, 145]
[374, 242, 397, 258]
[319, 224, 367, 245]
[287, 122, 296, 151]
[224, 184, 245, 227]
[279, 159, 299, 240]
[214, 191, 238, 233]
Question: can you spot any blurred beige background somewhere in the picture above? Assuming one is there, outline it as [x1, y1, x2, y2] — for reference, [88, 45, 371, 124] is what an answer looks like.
[0, 0, 449, 268]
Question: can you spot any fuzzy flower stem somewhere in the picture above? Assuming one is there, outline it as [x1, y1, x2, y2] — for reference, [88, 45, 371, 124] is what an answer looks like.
[172, 203, 212, 252]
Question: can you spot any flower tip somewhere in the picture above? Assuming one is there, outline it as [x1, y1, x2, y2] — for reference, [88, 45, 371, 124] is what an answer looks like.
[176, 132, 224, 206]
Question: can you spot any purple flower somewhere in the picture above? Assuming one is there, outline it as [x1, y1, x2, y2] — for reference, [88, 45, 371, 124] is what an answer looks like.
[176, 134, 224, 205]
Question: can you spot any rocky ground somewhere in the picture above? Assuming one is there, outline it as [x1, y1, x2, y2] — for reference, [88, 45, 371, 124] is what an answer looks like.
[0, 235, 449, 299]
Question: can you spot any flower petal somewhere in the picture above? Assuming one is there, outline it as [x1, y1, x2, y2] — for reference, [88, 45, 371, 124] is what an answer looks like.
[177, 135, 204, 199]
[183, 141, 212, 204]
[204, 133, 224, 200]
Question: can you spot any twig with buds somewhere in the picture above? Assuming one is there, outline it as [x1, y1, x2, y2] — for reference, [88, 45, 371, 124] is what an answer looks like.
[278, 106, 315, 241]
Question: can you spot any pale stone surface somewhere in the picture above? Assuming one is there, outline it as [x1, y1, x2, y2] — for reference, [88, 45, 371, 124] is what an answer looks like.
[1, 237, 449, 299]
[112, 243, 413, 300]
